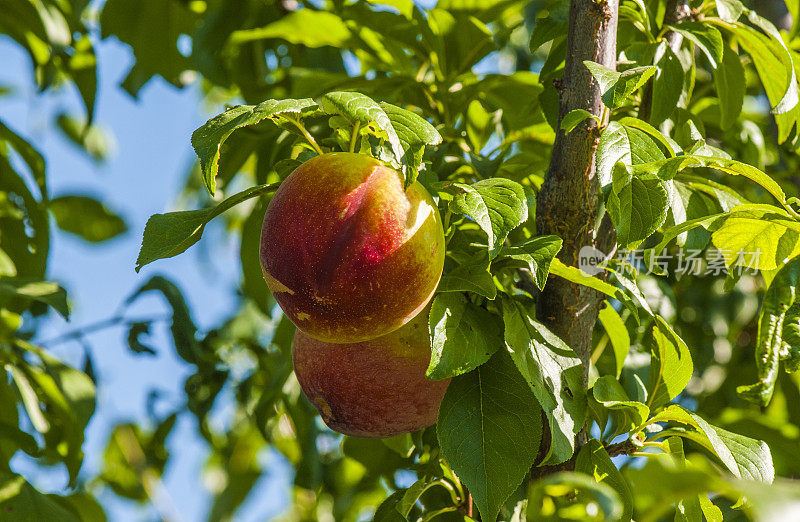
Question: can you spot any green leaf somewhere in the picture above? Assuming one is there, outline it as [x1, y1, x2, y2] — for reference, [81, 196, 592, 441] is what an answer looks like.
[373, 491, 407, 522]
[714, 45, 746, 130]
[584, 61, 656, 109]
[501, 295, 585, 464]
[650, 405, 774, 483]
[230, 10, 352, 47]
[625, 454, 724, 522]
[716, 0, 744, 22]
[381, 433, 415, 458]
[396, 477, 461, 517]
[606, 166, 669, 246]
[192, 100, 317, 194]
[607, 267, 653, 320]
[9, 342, 96, 486]
[669, 22, 724, 68]
[422, 9, 495, 76]
[99, 0, 197, 96]
[135, 183, 279, 272]
[319, 91, 405, 170]
[598, 304, 630, 377]
[738, 258, 800, 405]
[548, 259, 629, 305]
[7, 365, 49, 434]
[48, 195, 127, 243]
[0, 379, 30, 466]
[496, 236, 562, 291]
[529, 7, 568, 51]
[575, 439, 633, 521]
[781, 300, 800, 373]
[711, 209, 800, 272]
[0, 120, 46, 195]
[660, 436, 714, 522]
[0, 473, 80, 521]
[50, 492, 106, 522]
[527, 472, 623, 521]
[66, 35, 98, 124]
[718, 17, 798, 142]
[55, 114, 111, 163]
[437, 250, 497, 299]
[437, 349, 543, 522]
[448, 178, 529, 258]
[126, 276, 201, 365]
[596, 120, 669, 187]
[650, 44, 684, 125]
[238, 198, 271, 315]
[619, 154, 785, 209]
[560, 109, 599, 134]
[646, 317, 692, 410]
[0, 157, 49, 278]
[427, 293, 503, 380]
[379, 102, 442, 187]
[592, 375, 649, 437]
[100, 416, 176, 501]
[0, 279, 69, 318]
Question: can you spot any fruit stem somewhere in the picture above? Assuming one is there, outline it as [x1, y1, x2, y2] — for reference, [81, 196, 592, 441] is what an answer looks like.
[349, 121, 361, 152]
[289, 118, 324, 155]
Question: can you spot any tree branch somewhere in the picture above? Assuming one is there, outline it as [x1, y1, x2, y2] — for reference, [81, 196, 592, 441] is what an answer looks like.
[535, 0, 620, 396]
[529, 438, 638, 481]
[605, 438, 639, 457]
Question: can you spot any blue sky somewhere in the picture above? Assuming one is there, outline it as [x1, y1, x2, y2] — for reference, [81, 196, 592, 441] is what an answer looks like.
[1, 34, 291, 521]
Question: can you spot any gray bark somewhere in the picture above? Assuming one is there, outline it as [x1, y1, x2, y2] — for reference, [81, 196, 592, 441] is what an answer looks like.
[535, 0, 619, 387]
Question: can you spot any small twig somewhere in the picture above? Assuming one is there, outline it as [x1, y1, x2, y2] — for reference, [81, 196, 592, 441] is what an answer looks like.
[37, 314, 170, 346]
[604, 438, 639, 457]
[530, 454, 578, 480]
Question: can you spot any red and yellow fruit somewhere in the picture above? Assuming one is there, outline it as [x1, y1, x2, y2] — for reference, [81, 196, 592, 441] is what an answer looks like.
[292, 308, 450, 438]
[260, 152, 445, 343]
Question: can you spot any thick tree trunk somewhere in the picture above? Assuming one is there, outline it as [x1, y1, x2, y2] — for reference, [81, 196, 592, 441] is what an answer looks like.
[535, 0, 619, 387]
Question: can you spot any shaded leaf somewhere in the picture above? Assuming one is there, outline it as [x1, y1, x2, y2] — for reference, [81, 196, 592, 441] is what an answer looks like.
[427, 293, 503, 380]
[49, 195, 127, 243]
[437, 350, 543, 522]
[0, 279, 69, 319]
[738, 258, 800, 405]
[496, 236, 562, 290]
[501, 295, 585, 464]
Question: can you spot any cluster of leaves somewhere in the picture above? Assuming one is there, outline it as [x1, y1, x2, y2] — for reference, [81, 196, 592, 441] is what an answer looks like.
[0, 0, 128, 518]
[6, 0, 800, 521]
[128, 0, 800, 520]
